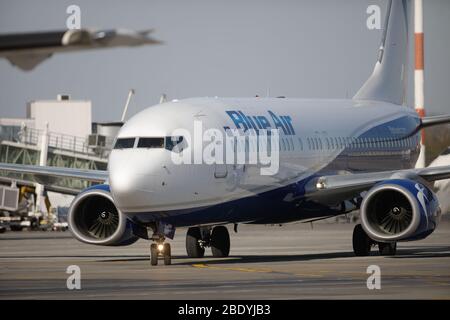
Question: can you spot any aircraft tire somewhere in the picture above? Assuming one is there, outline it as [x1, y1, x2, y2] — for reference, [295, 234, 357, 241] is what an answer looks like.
[163, 243, 172, 265]
[10, 225, 23, 232]
[352, 224, 372, 256]
[150, 243, 158, 266]
[186, 227, 205, 258]
[211, 226, 230, 257]
[378, 242, 397, 256]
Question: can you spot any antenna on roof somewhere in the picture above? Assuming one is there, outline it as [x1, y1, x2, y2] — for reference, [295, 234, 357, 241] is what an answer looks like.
[159, 93, 167, 104]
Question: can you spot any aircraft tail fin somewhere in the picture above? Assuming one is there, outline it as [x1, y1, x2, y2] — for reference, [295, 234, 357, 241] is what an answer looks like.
[354, 0, 410, 105]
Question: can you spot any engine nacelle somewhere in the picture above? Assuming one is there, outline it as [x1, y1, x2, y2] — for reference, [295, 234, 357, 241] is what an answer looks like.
[360, 179, 441, 242]
[68, 184, 139, 246]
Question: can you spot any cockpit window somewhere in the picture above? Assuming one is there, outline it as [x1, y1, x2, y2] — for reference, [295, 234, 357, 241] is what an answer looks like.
[165, 136, 185, 152]
[137, 137, 165, 148]
[115, 136, 187, 152]
[113, 138, 135, 149]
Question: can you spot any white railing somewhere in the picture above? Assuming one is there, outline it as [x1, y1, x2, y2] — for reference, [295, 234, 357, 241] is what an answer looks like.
[1, 126, 111, 159]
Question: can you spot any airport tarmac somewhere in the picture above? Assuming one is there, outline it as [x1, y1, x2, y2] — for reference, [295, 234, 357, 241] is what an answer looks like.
[1, 219, 450, 299]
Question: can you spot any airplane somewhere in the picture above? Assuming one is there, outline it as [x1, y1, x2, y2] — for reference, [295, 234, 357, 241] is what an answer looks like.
[0, 28, 161, 71]
[1, 0, 450, 266]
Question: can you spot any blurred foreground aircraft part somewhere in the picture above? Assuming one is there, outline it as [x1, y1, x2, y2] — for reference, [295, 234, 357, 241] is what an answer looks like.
[0, 28, 162, 71]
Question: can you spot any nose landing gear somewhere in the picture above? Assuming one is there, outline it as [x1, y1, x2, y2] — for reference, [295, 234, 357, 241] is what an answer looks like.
[148, 222, 176, 266]
[150, 237, 171, 266]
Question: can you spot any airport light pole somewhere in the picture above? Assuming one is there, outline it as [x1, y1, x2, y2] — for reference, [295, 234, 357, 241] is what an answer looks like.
[35, 123, 49, 221]
[415, 0, 426, 168]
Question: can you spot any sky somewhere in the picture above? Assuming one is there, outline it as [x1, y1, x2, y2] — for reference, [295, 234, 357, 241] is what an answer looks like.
[0, 0, 449, 122]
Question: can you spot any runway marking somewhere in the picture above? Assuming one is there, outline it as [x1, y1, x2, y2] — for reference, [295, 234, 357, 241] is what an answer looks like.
[191, 264, 323, 278]
[193, 266, 450, 281]
[192, 264, 274, 273]
[293, 273, 323, 278]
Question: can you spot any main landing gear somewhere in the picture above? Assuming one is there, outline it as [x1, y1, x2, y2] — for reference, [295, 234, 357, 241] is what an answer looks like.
[186, 225, 230, 258]
[352, 224, 397, 256]
[150, 236, 171, 266]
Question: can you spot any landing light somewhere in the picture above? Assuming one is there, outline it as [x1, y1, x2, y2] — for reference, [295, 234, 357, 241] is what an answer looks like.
[316, 180, 326, 190]
[157, 244, 164, 251]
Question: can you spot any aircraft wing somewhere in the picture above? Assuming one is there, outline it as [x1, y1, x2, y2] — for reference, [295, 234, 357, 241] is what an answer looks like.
[305, 165, 450, 205]
[2, 162, 450, 203]
[0, 28, 162, 70]
[0, 163, 108, 186]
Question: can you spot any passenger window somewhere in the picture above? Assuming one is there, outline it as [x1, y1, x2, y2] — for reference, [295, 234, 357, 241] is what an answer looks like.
[114, 138, 135, 149]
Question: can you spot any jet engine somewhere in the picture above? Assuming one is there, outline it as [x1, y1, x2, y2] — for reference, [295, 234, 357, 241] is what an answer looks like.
[360, 179, 441, 242]
[68, 185, 139, 246]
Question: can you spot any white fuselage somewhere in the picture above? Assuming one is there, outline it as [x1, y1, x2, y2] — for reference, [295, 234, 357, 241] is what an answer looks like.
[107, 97, 421, 226]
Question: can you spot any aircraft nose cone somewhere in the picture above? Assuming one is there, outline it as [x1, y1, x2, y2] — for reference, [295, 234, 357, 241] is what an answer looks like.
[108, 151, 157, 212]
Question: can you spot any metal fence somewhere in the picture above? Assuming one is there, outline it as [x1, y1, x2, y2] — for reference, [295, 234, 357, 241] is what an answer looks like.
[0, 125, 111, 159]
